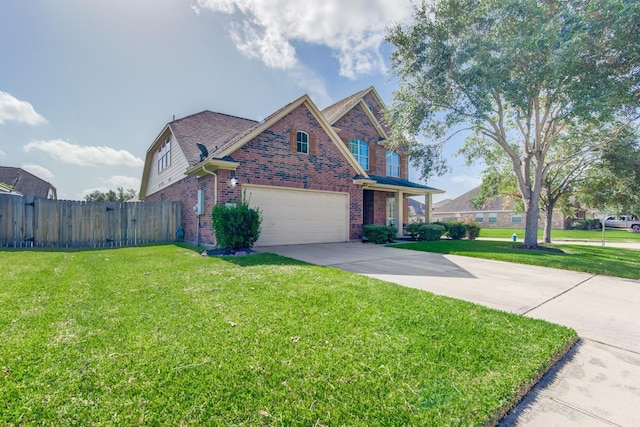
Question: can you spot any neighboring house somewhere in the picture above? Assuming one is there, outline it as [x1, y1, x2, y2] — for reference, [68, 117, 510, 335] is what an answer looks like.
[408, 198, 426, 223]
[139, 87, 444, 246]
[0, 166, 57, 199]
[432, 186, 567, 229]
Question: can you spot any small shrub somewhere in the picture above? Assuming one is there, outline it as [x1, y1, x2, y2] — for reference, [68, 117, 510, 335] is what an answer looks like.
[446, 221, 467, 240]
[465, 222, 481, 240]
[431, 221, 449, 232]
[416, 224, 445, 241]
[406, 222, 423, 239]
[211, 201, 262, 250]
[363, 225, 398, 244]
[570, 219, 587, 230]
[585, 218, 601, 230]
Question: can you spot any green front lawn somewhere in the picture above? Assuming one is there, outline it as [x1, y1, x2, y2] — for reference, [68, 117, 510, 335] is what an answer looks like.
[391, 240, 640, 279]
[479, 227, 640, 242]
[0, 245, 575, 426]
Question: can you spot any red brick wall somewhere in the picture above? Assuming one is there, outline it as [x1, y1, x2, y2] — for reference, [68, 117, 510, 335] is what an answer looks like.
[145, 175, 221, 245]
[150, 103, 365, 244]
[333, 102, 406, 179]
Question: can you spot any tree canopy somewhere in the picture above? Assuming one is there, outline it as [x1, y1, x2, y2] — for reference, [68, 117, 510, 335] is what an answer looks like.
[84, 187, 138, 202]
[386, 0, 639, 247]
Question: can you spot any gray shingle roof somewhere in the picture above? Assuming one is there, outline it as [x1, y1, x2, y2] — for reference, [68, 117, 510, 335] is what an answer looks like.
[322, 87, 371, 124]
[408, 198, 425, 215]
[168, 111, 258, 166]
[434, 186, 509, 213]
[356, 174, 442, 191]
[0, 166, 55, 198]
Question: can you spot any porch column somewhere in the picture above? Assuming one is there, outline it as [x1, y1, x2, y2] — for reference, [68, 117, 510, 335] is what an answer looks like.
[425, 193, 432, 223]
[396, 190, 404, 238]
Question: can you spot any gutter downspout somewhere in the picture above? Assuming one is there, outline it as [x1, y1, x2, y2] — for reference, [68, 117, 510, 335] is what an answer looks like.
[201, 164, 218, 246]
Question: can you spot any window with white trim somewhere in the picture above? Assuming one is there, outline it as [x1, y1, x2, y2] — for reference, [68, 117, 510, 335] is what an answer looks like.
[475, 213, 484, 222]
[349, 139, 369, 170]
[296, 131, 309, 154]
[386, 151, 400, 177]
[488, 213, 497, 223]
[512, 214, 522, 223]
[386, 197, 396, 226]
[157, 135, 171, 173]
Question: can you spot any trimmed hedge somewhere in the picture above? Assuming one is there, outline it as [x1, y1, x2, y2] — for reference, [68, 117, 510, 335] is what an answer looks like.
[446, 221, 467, 240]
[417, 224, 446, 241]
[571, 218, 601, 230]
[363, 225, 398, 244]
[406, 222, 446, 241]
[211, 202, 262, 250]
[465, 222, 481, 240]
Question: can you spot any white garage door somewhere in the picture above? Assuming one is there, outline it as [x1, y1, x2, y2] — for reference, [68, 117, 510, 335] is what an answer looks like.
[243, 185, 349, 246]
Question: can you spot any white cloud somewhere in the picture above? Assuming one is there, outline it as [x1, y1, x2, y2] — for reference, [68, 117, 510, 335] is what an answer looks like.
[0, 91, 47, 125]
[194, 0, 412, 79]
[451, 174, 482, 187]
[23, 139, 144, 167]
[21, 163, 55, 181]
[0, 149, 5, 157]
[105, 175, 141, 189]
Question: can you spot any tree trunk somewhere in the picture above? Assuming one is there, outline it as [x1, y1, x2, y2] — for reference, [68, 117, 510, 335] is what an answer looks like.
[543, 202, 555, 244]
[523, 195, 540, 248]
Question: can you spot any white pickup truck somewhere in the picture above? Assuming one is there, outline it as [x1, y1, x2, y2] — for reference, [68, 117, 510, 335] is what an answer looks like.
[604, 215, 640, 232]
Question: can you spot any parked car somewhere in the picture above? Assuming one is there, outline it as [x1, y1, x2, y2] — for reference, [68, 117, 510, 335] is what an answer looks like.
[604, 215, 640, 232]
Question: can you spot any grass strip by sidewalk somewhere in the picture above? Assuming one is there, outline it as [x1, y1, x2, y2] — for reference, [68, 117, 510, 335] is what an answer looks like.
[0, 244, 575, 426]
[478, 228, 640, 242]
[390, 240, 640, 279]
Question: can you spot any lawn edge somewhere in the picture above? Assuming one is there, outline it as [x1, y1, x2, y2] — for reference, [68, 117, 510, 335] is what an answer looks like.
[490, 334, 580, 426]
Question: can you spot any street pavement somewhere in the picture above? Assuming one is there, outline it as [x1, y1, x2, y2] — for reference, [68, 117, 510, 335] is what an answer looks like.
[257, 241, 640, 426]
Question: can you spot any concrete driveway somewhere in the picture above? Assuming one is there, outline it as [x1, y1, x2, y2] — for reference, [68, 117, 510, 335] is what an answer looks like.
[257, 242, 640, 426]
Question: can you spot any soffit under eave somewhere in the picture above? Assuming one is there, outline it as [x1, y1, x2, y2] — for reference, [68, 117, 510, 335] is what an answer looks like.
[185, 159, 240, 177]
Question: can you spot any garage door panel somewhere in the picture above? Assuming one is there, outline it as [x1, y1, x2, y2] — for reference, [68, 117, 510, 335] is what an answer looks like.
[244, 185, 349, 246]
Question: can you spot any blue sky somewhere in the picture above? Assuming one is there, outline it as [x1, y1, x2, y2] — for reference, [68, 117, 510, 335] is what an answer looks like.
[0, 0, 480, 201]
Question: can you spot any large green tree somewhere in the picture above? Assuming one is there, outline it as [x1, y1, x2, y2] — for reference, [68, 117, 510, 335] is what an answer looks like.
[578, 130, 640, 217]
[461, 122, 617, 243]
[386, 0, 639, 248]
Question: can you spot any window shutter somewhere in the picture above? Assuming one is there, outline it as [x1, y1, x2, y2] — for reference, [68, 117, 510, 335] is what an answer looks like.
[290, 128, 297, 153]
[309, 133, 317, 156]
[368, 142, 376, 173]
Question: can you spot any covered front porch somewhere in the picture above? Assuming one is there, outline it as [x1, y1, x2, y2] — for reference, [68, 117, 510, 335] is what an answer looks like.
[356, 175, 445, 238]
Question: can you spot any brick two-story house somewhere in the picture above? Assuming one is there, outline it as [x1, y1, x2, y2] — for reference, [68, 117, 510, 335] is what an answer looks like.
[139, 87, 443, 246]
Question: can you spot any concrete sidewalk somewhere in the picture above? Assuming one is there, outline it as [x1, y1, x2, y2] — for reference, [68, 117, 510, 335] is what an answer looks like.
[257, 242, 640, 426]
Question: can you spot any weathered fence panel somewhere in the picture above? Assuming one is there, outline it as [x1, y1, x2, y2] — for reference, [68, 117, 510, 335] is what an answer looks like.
[0, 194, 182, 248]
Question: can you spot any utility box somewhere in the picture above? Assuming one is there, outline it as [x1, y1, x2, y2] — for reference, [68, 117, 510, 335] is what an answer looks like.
[195, 190, 205, 215]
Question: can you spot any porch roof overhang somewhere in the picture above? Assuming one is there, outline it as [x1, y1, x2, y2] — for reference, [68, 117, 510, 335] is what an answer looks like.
[354, 174, 445, 196]
[185, 157, 240, 177]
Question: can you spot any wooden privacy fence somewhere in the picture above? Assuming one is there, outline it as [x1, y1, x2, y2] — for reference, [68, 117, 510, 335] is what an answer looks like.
[0, 194, 182, 248]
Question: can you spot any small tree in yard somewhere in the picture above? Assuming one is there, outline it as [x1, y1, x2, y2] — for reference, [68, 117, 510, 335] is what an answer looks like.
[211, 202, 262, 251]
[386, 0, 639, 249]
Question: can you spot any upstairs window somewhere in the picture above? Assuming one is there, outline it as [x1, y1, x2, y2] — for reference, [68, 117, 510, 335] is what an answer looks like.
[296, 131, 309, 154]
[367, 104, 374, 114]
[157, 135, 171, 173]
[386, 151, 400, 177]
[349, 139, 369, 170]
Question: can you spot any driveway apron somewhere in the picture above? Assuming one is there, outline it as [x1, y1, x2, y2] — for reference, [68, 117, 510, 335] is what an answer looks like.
[258, 242, 640, 427]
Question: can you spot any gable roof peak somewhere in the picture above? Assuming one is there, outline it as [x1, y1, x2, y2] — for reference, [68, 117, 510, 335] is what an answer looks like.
[321, 86, 387, 126]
